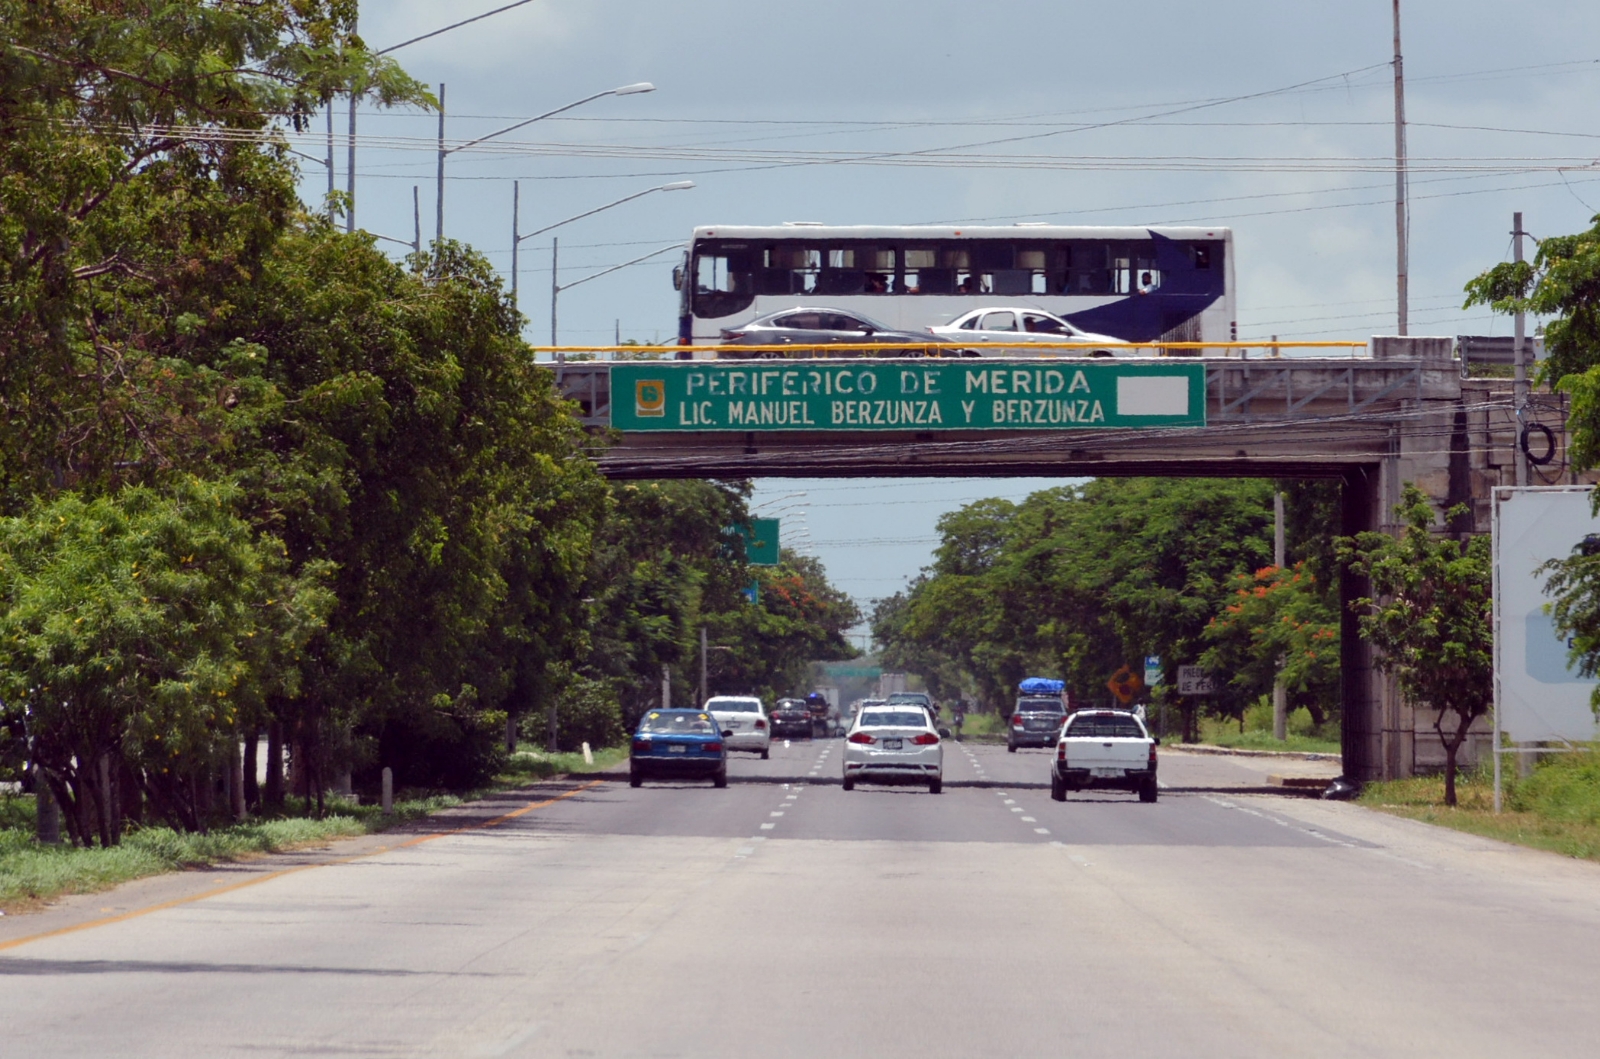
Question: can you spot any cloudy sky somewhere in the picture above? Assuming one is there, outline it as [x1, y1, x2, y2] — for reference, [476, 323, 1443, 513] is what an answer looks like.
[299, 1, 1600, 626]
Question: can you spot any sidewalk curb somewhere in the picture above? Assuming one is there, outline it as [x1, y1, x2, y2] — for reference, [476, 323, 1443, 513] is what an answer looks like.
[1164, 743, 1340, 762]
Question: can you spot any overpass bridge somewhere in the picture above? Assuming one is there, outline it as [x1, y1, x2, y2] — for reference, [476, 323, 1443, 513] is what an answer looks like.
[554, 337, 1571, 783]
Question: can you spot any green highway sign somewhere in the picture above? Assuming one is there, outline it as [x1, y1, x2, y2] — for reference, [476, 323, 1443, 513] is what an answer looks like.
[611, 360, 1205, 432]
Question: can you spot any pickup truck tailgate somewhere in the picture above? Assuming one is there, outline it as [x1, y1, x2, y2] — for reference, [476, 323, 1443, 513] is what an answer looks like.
[1062, 737, 1149, 770]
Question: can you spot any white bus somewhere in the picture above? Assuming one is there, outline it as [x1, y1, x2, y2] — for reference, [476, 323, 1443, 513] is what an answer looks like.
[673, 224, 1235, 351]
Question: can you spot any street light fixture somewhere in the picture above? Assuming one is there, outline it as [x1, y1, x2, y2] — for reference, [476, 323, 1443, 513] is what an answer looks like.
[436, 82, 657, 245]
[512, 180, 694, 309]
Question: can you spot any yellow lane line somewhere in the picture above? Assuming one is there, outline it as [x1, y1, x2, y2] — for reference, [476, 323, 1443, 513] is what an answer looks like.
[0, 779, 605, 954]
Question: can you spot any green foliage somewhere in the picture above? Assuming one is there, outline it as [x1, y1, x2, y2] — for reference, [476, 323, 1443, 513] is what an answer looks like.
[1464, 214, 1600, 468]
[0, 0, 429, 502]
[875, 478, 1279, 722]
[0, 479, 327, 842]
[1200, 562, 1340, 727]
[1338, 484, 1492, 806]
[544, 673, 626, 752]
[1535, 542, 1600, 719]
[576, 481, 859, 723]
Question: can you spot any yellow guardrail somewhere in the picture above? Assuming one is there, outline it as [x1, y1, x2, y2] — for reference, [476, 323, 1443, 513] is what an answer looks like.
[540, 340, 1369, 359]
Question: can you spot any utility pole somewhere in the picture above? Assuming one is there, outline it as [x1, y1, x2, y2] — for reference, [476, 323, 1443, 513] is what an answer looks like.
[1393, 0, 1409, 335]
[551, 236, 560, 349]
[661, 664, 671, 709]
[1514, 211, 1530, 486]
[326, 101, 336, 223]
[1272, 490, 1288, 741]
[412, 186, 421, 255]
[700, 627, 708, 707]
[434, 82, 446, 247]
[511, 181, 521, 308]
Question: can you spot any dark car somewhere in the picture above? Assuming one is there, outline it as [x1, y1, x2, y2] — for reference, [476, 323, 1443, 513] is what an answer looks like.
[1008, 695, 1066, 752]
[718, 308, 966, 359]
[770, 697, 814, 738]
[630, 709, 729, 788]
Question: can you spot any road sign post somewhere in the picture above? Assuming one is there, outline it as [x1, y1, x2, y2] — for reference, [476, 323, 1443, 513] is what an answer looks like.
[1177, 665, 1215, 696]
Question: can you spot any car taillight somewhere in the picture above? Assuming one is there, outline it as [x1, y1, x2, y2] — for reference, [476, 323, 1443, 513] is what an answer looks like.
[1058, 745, 1067, 760]
[705, 742, 723, 753]
[1011, 713, 1023, 726]
[849, 732, 874, 744]
[754, 719, 766, 730]
[632, 739, 651, 753]
[1148, 746, 1158, 769]
[911, 732, 940, 745]
[720, 329, 746, 340]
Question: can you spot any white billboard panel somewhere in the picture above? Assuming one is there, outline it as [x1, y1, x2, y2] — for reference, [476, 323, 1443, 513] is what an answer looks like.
[1494, 487, 1600, 743]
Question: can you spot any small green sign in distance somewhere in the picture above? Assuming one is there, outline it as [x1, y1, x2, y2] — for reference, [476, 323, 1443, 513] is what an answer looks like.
[746, 518, 780, 566]
[610, 360, 1205, 432]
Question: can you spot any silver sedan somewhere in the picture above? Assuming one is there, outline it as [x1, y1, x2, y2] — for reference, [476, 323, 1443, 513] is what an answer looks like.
[842, 706, 944, 794]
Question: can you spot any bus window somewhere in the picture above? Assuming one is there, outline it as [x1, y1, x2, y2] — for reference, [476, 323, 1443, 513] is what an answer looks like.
[1018, 249, 1048, 294]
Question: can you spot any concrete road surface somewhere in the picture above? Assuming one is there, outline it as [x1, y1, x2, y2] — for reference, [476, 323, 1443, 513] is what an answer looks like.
[3, 739, 1598, 1058]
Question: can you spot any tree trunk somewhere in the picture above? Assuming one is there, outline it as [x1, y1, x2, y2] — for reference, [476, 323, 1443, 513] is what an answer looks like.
[243, 728, 260, 811]
[264, 720, 284, 809]
[1437, 708, 1475, 808]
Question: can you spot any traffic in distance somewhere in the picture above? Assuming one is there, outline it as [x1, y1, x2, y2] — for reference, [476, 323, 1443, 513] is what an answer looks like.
[630, 679, 1158, 802]
[673, 224, 1236, 357]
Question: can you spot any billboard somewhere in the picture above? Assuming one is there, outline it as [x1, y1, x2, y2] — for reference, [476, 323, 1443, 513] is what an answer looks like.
[1494, 487, 1600, 743]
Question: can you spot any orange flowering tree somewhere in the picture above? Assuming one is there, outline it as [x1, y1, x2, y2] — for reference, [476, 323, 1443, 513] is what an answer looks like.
[1200, 562, 1340, 729]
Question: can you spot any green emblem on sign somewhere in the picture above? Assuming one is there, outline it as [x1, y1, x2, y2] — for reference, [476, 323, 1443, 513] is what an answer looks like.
[609, 360, 1204, 432]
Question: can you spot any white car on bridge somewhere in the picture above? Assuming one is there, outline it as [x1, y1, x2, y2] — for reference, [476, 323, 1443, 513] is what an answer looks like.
[703, 695, 771, 758]
[928, 307, 1129, 357]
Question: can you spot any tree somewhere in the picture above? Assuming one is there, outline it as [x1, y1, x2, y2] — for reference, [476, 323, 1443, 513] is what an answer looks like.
[1200, 562, 1340, 728]
[1338, 485, 1492, 806]
[0, 479, 328, 843]
[0, 0, 428, 502]
[1464, 213, 1600, 466]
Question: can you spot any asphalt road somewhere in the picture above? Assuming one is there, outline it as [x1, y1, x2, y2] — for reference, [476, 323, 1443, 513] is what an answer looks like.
[4, 738, 1599, 1058]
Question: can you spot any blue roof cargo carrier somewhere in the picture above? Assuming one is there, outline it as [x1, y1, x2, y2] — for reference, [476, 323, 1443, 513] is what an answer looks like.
[1018, 677, 1065, 695]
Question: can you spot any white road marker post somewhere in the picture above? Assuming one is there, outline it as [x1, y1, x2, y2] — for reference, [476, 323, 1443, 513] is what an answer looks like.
[582, 741, 593, 765]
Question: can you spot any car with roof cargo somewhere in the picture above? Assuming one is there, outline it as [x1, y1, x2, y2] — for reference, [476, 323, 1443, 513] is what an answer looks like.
[1050, 708, 1159, 802]
[842, 704, 947, 794]
[1008, 694, 1068, 752]
[703, 695, 771, 758]
[927, 307, 1126, 356]
[629, 709, 730, 788]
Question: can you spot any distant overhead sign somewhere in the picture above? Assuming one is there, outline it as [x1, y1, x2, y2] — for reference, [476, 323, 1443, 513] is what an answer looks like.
[610, 361, 1205, 433]
[725, 518, 780, 566]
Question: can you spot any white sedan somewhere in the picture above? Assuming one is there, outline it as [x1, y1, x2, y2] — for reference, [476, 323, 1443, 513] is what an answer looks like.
[703, 695, 771, 758]
[928, 307, 1129, 357]
[842, 705, 944, 793]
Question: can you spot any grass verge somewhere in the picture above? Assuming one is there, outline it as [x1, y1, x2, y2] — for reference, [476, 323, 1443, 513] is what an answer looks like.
[1197, 713, 1341, 755]
[1359, 749, 1600, 863]
[0, 743, 630, 913]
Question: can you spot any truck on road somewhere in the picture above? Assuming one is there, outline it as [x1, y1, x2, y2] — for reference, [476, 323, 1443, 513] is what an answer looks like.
[1050, 708, 1159, 803]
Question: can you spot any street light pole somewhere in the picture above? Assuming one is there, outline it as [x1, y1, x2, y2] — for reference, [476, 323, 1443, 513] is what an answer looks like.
[551, 242, 683, 347]
[513, 180, 693, 312]
[437, 82, 655, 247]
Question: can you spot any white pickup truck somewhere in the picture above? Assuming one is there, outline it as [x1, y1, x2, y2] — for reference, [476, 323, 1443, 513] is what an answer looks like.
[1050, 709, 1159, 803]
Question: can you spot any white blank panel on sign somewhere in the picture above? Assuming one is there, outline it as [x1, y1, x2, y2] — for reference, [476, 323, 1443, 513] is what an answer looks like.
[1116, 375, 1189, 417]
[1495, 487, 1600, 743]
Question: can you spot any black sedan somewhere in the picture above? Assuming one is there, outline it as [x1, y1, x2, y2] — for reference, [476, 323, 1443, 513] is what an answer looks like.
[718, 308, 967, 359]
[769, 698, 814, 738]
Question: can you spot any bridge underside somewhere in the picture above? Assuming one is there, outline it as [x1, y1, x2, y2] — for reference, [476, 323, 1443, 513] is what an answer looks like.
[561, 341, 1556, 785]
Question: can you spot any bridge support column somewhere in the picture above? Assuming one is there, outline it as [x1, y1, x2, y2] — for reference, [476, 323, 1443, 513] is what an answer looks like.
[1341, 465, 1384, 782]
